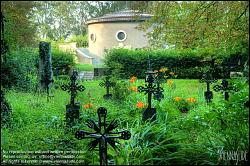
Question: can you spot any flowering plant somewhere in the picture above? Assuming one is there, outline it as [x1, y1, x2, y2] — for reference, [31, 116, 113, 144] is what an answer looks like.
[173, 96, 197, 113]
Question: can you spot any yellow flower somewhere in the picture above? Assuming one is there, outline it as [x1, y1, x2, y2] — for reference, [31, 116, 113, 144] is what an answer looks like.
[159, 67, 168, 72]
[136, 101, 145, 109]
[154, 70, 159, 73]
[167, 79, 174, 86]
[187, 98, 196, 103]
[174, 97, 182, 102]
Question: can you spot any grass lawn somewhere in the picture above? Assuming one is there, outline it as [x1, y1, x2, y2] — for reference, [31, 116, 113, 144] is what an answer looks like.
[1, 78, 249, 165]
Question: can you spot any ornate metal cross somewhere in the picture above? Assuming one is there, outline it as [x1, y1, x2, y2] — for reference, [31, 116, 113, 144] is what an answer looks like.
[61, 70, 85, 105]
[153, 71, 165, 101]
[99, 76, 115, 99]
[213, 79, 239, 101]
[75, 107, 131, 165]
[138, 56, 158, 121]
[199, 71, 217, 103]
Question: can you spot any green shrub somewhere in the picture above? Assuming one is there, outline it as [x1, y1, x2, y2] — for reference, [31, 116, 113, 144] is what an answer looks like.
[104, 48, 248, 79]
[112, 80, 131, 101]
[76, 63, 94, 71]
[1, 47, 38, 90]
[52, 49, 76, 75]
[70, 35, 88, 48]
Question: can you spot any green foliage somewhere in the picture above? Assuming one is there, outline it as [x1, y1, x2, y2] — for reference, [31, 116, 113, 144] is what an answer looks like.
[140, 1, 249, 53]
[1, 1, 37, 49]
[1, 90, 12, 128]
[112, 80, 131, 101]
[70, 35, 88, 48]
[105, 48, 248, 79]
[52, 49, 76, 75]
[1, 48, 38, 91]
[75, 63, 93, 71]
[1, 79, 248, 165]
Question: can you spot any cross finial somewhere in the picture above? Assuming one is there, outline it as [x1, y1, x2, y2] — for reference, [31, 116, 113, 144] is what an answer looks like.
[61, 70, 85, 105]
[75, 107, 131, 165]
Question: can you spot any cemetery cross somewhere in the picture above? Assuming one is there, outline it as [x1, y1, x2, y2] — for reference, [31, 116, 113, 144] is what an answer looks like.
[153, 71, 165, 101]
[61, 70, 85, 105]
[213, 63, 239, 101]
[99, 76, 115, 99]
[199, 71, 217, 103]
[61, 70, 85, 127]
[75, 107, 131, 165]
[138, 56, 158, 121]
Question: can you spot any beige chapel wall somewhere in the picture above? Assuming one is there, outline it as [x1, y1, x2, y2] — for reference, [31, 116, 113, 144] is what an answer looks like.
[88, 22, 149, 59]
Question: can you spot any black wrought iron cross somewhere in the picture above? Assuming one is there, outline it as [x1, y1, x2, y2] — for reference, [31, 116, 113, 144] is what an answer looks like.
[61, 70, 85, 105]
[138, 71, 158, 110]
[213, 79, 239, 101]
[75, 107, 131, 165]
[99, 76, 115, 99]
[153, 71, 165, 101]
[199, 71, 217, 103]
[138, 57, 158, 121]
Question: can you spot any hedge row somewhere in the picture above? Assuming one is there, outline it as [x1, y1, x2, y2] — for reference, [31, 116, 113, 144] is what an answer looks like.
[104, 48, 248, 79]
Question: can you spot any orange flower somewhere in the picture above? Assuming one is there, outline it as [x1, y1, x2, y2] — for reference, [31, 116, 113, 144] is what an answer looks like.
[130, 86, 138, 92]
[167, 79, 174, 86]
[174, 97, 182, 102]
[159, 67, 168, 72]
[83, 103, 93, 109]
[136, 101, 145, 109]
[187, 98, 196, 103]
[129, 76, 137, 83]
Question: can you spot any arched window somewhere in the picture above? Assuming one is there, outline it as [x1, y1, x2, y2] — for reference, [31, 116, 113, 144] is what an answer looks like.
[90, 33, 96, 42]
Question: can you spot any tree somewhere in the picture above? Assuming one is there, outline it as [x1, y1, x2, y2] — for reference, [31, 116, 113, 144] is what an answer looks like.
[1, 1, 37, 49]
[139, 1, 249, 53]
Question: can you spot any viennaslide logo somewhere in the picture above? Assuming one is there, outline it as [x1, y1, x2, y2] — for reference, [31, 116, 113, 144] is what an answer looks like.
[217, 147, 248, 165]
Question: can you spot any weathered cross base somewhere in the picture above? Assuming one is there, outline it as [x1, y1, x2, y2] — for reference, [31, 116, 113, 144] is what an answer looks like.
[65, 102, 80, 127]
[103, 94, 112, 100]
[143, 107, 156, 122]
[204, 91, 213, 103]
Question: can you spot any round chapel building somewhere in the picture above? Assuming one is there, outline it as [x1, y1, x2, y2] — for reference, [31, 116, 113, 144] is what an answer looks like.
[84, 10, 152, 64]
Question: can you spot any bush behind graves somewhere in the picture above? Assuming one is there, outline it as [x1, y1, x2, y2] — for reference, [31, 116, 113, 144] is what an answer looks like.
[104, 48, 248, 79]
[52, 49, 76, 75]
[1, 47, 38, 91]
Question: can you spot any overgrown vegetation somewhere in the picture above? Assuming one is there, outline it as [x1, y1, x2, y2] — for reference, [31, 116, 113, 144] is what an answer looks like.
[51, 49, 76, 75]
[1, 48, 38, 91]
[1, 78, 248, 165]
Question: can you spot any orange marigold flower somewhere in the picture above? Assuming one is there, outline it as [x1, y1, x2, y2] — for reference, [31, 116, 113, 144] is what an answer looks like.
[159, 67, 168, 72]
[136, 101, 145, 109]
[130, 86, 138, 92]
[83, 103, 93, 109]
[187, 98, 196, 103]
[129, 76, 137, 83]
[174, 97, 182, 102]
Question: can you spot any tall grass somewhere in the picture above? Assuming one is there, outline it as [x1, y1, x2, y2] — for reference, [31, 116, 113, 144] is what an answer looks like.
[1, 78, 249, 165]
